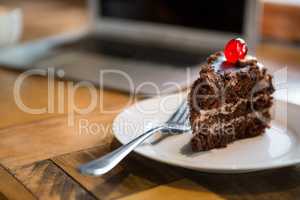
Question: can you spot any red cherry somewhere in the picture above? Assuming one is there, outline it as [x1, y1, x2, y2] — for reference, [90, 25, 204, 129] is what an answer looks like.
[224, 38, 248, 63]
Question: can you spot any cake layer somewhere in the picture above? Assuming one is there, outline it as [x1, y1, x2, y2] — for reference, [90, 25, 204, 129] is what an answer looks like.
[191, 111, 271, 151]
[189, 52, 274, 112]
[190, 94, 273, 133]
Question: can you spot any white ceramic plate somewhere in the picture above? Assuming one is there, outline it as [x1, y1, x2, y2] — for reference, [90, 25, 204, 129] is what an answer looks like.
[113, 93, 300, 173]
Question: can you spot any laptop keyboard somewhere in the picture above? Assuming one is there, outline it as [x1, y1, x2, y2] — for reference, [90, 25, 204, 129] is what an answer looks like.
[56, 35, 208, 67]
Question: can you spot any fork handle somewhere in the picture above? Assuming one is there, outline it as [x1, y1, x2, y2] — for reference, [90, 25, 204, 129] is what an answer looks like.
[78, 126, 164, 176]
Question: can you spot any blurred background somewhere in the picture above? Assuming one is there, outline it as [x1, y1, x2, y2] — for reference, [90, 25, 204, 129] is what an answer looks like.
[0, 0, 87, 42]
[0, 0, 299, 47]
[0, 0, 300, 95]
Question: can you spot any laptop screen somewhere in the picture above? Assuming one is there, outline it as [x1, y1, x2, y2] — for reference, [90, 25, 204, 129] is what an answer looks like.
[100, 0, 246, 34]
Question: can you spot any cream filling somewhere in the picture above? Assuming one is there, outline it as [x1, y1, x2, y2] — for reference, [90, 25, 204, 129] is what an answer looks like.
[196, 93, 270, 121]
[195, 109, 269, 135]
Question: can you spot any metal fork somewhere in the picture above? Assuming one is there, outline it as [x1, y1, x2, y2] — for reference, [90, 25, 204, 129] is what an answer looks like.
[78, 100, 190, 176]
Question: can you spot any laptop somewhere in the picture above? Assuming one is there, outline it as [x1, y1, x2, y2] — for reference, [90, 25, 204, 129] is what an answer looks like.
[0, 0, 260, 95]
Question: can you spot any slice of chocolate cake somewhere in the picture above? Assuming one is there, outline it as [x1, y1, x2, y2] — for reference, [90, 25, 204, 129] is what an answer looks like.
[188, 39, 275, 151]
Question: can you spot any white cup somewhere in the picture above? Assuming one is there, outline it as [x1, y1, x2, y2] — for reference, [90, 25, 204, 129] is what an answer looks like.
[0, 8, 22, 47]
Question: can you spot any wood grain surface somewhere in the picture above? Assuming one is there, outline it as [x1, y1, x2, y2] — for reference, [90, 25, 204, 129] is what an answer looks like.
[52, 145, 182, 200]
[12, 160, 96, 200]
[262, 2, 300, 43]
[0, 0, 300, 200]
[0, 165, 35, 200]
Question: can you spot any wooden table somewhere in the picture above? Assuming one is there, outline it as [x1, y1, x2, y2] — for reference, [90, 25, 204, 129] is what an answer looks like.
[1, 1, 300, 199]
